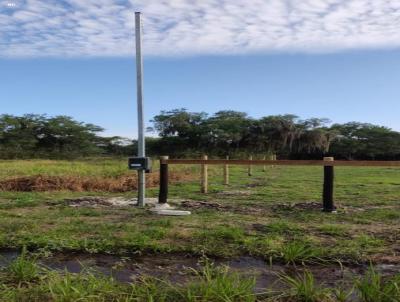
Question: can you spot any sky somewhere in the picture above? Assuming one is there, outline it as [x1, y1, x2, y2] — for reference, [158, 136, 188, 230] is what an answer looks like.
[1, 0, 400, 138]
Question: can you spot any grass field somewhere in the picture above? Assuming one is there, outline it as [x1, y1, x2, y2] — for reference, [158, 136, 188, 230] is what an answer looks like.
[0, 158, 399, 301]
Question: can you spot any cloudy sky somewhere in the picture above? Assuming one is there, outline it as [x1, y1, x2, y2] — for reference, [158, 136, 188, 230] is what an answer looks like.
[1, 0, 400, 137]
[2, 0, 400, 57]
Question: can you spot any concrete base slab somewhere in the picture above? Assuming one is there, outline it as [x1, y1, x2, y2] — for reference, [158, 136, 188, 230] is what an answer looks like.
[66, 197, 190, 215]
[149, 202, 190, 216]
[153, 203, 175, 210]
[152, 209, 191, 216]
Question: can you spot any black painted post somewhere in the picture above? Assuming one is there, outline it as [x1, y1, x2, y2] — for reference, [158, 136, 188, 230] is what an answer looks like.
[159, 156, 169, 204]
[248, 155, 253, 176]
[323, 157, 336, 212]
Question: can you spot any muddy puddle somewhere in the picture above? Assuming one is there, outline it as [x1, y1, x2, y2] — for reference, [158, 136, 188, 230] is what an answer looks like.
[1, 250, 399, 293]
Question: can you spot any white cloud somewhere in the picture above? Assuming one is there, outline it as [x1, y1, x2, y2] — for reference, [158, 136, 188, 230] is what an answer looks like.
[0, 0, 400, 57]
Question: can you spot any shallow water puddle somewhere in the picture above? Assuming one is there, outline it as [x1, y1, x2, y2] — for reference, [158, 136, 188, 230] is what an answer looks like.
[1, 250, 399, 292]
[42, 253, 201, 284]
[0, 250, 19, 268]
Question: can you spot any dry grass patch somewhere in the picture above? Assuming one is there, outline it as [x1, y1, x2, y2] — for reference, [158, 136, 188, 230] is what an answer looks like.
[0, 171, 193, 192]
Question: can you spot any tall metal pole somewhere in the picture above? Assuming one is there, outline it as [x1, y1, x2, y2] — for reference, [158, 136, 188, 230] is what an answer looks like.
[135, 12, 145, 207]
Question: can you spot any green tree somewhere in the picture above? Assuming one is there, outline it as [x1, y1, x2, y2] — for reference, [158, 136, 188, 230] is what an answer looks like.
[0, 114, 105, 159]
[330, 123, 400, 159]
[205, 111, 251, 154]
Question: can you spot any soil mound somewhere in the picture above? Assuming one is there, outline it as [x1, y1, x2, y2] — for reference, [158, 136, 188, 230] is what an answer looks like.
[273, 202, 323, 212]
[180, 200, 229, 210]
[65, 196, 138, 207]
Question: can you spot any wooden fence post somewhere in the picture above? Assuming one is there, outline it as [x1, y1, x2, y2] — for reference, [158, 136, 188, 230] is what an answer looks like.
[323, 157, 336, 212]
[272, 154, 277, 167]
[201, 155, 208, 193]
[224, 155, 229, 185]
[248, 155, 253, 176]
[262, 156, 266, 172]
[158, 156, 169, 204]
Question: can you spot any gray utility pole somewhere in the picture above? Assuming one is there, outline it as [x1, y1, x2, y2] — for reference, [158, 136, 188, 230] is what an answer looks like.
[135, 12, 145, 207]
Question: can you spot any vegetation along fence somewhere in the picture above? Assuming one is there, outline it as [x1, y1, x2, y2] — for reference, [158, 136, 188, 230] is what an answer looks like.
[158, 156, 400, 212]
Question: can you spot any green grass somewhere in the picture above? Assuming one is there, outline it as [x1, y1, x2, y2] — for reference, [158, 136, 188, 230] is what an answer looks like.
[278, 241, 321, 265]
[6, 248, 40, 284]
[356, 267, 400, 302]
[0, 158, 195, 180]
[279, 270, 332, 302]
[1, 159, 400, 300]
[0, 159, 399, 260]
[0, 158, 127, 179]
[316, 224, 348, 237]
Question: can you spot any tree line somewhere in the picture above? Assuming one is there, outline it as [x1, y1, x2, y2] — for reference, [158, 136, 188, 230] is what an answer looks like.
[149, 109, 400, 160]
[0, 114, 128, 159]
[1, 111, 400, 160]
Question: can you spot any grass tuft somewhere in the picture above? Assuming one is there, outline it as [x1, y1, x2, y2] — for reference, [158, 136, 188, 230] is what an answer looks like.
[181, 260, 256, 302]
[279, 270, 332, 302]
[279, 242, 319, 265]
[46, 271, 120, 302]
[355, 267, 400, 302]
[6, 247, 40, 284]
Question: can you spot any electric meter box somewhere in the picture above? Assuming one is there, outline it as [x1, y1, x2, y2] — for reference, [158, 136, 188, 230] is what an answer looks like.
[128, 157, 152, 173]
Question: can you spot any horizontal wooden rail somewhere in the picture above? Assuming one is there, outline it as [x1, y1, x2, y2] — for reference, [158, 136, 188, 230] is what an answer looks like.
[163, 159, 400, 167]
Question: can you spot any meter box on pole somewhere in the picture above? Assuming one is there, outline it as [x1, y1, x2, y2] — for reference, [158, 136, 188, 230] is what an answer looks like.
[128, 157, 152, 173]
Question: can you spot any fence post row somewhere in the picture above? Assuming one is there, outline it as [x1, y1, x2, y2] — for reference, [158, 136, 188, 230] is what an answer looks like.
[224, 155, 229, 185]
[201, 155, 208, 193]
[157, 156, 400, 214]
[322, 157, 335, 212]
[158, 156, 169, 204]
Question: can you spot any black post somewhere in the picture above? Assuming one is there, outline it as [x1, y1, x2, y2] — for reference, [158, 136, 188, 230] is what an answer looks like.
[323, 157, 335, 212]
[159, 156, 169, 204]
